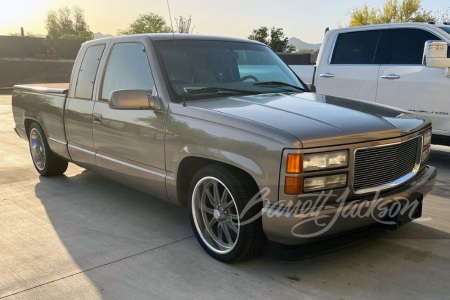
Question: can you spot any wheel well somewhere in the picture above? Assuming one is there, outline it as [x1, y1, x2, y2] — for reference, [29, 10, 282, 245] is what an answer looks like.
[24, 119, 36, 139]
[176, 157, 259, 207]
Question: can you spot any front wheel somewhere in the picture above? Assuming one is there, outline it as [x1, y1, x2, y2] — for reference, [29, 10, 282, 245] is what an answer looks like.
[29, 122, 68, 176]
[188, 165, 266, 262]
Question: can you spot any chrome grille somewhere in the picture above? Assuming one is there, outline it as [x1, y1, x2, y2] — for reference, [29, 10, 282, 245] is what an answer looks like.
[353, 137, 420, 193]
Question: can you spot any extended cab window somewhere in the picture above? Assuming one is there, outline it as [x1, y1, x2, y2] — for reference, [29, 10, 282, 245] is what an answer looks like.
[75, 44, 105, 99]
[101, 43, 154, 100]
[390, 29, 441, 64]
[331, 30, 381, 64]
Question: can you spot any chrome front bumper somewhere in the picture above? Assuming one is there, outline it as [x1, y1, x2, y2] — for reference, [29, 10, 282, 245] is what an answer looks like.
[262, 166, 437, 245]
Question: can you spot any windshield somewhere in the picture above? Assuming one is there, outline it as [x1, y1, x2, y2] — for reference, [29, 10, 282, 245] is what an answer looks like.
[153, 40, 306, 101]
[438, 26, 450, 35]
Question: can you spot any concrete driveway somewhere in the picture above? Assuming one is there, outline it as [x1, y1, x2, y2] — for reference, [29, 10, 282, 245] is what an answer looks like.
[1, 94, 449, 299]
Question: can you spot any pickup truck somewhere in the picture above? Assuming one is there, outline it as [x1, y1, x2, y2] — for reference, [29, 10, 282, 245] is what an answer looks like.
[291, 22, 450, 145]
[12, 34, 436, 262]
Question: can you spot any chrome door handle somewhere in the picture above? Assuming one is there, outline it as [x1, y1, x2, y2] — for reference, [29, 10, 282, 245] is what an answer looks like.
[319, 73, 335, 78]
[381, 74, 400, 80]
[93, 113, 102, 124]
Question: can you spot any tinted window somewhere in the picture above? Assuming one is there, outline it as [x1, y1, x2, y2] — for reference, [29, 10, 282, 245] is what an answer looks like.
[101, 43, 154, 100]
[390, 29, 440, 64]
[438, 26, 450, 35]
[331, 30, 381, 64]
[75, 44, 105, 99]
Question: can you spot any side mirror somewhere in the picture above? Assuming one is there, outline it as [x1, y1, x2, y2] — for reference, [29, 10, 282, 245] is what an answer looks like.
[109, 90, 159, 110]
[423, 41, 450, 70]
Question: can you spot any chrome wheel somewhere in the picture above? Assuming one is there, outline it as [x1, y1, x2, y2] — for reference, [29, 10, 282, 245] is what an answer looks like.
[30, 128, 46, 171]
[192, 177, 240, 254]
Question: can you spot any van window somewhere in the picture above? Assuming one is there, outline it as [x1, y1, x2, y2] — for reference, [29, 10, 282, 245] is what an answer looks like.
[331, 30, 382, 64]
[101, 43, 154, 100]
[390, 29, 441, 64]
[75, 44, 105, 99]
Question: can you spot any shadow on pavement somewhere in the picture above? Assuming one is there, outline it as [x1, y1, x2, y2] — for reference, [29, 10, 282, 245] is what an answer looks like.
[34, 167, 449, 264]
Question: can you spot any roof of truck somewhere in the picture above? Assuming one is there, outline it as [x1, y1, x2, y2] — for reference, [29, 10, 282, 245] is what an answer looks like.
[92, 33, 263, 45]
[328, 22, 450, 33]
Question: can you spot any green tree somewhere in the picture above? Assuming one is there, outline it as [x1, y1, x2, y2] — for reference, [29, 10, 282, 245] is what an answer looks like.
[45, 6, 93, 40]
[349, 0, 434, 26]
[248, 26, 296, 52]
[119, 13, 172, 35]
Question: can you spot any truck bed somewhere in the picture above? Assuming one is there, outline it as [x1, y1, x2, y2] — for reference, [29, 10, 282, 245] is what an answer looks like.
[12, 83, 70, 160]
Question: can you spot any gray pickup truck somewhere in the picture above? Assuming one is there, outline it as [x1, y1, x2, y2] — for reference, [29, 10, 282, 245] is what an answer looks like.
[12, 34, 436, 262]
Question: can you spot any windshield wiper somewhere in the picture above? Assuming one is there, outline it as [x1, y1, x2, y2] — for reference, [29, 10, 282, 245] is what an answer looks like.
[253, 81, 307, 92]
[178, 87, 259, 98]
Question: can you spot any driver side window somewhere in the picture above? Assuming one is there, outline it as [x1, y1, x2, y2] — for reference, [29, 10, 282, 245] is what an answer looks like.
[101, 43, 155, 100]
[390, 29, 441, 65]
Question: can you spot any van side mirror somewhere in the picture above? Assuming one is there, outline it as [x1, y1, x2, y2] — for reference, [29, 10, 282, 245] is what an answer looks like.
[423, 41, 450, 77]
[109, 90, 159, 110]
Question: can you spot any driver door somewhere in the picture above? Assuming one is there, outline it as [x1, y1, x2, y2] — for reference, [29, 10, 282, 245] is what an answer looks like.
[92, 41, 167, 200]
[376, 28, 450, 135]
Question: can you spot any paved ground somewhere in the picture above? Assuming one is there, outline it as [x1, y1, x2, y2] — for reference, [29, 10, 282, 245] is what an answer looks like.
[0, 94, 449, 299]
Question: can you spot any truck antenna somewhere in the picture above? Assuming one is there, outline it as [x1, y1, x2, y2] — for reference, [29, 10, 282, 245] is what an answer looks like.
[166, 0, 175, 40]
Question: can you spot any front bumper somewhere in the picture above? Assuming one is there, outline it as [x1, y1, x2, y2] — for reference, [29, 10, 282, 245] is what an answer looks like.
[262, 166, 437, 245]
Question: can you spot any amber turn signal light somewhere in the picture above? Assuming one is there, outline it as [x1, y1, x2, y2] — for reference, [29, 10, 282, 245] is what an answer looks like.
[286, 154, 302, 173]
[285, 176, 302, 195]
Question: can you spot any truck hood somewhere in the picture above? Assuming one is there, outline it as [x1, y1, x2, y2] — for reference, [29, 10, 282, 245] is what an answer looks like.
[188, 93, 430, 148]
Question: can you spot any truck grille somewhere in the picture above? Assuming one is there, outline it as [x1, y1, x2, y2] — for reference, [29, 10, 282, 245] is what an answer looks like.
[353, 137, 419, 192]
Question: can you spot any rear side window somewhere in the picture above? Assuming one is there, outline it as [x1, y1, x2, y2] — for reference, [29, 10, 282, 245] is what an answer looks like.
[75, 44, 105, 99]
[101, 43, 154, 100]
[331, 30, 382, 64]
[390, 29, 441, 64]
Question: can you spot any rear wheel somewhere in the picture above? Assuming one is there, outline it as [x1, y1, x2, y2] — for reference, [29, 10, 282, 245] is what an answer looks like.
[29, 122, 68, 176]
[188, 165, 266, 262]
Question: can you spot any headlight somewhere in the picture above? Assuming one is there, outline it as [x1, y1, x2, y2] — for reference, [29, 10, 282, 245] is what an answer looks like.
[423, 129, 432, 148]
[303, 173, 347, 192]
[303, 150, 348, 172]
[421, 146, 431, 163]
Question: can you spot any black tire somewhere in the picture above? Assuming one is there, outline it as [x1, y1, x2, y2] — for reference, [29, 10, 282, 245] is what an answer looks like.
[28, 122, 68, 176]
[188, 164, 266, 262]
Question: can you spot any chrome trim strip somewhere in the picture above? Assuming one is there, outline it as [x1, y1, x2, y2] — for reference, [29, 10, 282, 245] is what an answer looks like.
[14, 85, 68, 94]
[96, 153, 166, 178]
[48, 137, 67, 145]
[68, 144, 96, 156]
[67, 144, 169, 178]
[353, 136, 423, 194]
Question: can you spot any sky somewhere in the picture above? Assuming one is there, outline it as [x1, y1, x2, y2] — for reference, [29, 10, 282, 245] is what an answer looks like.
[0, 0, 447, 43]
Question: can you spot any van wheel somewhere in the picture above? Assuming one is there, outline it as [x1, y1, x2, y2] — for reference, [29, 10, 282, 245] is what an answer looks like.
[29, 122, 68, 176]
[188, 165, 266, 262]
